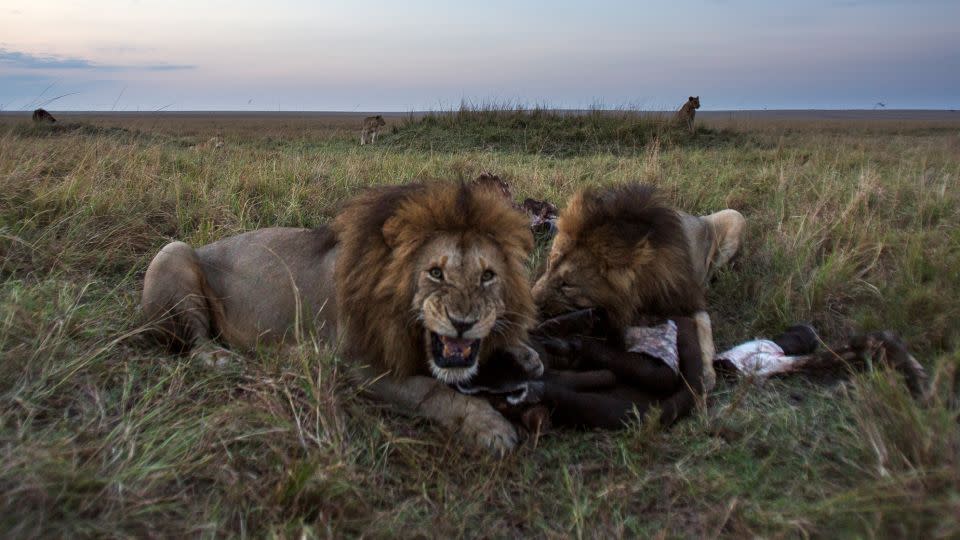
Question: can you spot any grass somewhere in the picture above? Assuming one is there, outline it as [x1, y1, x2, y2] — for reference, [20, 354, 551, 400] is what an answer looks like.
[1, 110, 959, 537]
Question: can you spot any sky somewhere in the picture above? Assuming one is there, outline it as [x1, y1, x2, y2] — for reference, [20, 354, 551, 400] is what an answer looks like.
[1, 0, 958, 111]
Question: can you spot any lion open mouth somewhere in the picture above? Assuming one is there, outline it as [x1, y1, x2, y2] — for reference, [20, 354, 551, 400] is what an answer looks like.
[427, 332, 481, 383]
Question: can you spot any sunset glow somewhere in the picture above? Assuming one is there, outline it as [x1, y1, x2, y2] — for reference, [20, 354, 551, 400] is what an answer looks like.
[2, 0, 957, 111]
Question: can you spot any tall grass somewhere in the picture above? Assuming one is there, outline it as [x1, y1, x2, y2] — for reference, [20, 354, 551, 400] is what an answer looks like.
[1, 113, 958, 537]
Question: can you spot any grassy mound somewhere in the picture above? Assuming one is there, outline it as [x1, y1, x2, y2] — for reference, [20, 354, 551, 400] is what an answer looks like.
[383, 106, 746, 155]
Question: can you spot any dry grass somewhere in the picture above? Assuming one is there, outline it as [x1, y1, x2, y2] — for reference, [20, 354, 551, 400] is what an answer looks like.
[1, 111, 959, 537]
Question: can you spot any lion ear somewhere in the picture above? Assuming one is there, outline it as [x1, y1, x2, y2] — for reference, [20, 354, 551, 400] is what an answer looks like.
[382, 216, 404, 249]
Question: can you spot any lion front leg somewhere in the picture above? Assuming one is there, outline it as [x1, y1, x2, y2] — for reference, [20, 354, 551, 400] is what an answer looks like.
[694, 311, 717, 392]
[366, 373, 519, 456]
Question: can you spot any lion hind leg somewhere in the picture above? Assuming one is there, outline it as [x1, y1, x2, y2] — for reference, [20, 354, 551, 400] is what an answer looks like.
[704, 209, 746, 272]
[142, 241, 220, 354]
[364, 372, 519, 456]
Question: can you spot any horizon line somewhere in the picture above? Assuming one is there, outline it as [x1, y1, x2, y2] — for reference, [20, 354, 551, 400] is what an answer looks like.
[2, 108, 958, 114]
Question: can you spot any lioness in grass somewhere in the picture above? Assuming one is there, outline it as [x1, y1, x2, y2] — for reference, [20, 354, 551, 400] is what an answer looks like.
[142, 181, 541, 455]
[32, 108, 56, 124]
[359, 115, 386, 145]
[676, 96, 700, 134]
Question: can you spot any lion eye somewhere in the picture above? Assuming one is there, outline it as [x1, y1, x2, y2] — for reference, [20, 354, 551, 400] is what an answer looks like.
[481, 269, 496, 283]
[428, 267, 444, 280]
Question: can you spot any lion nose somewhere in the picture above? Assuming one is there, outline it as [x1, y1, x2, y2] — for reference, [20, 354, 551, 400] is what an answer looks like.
[449, 317, 476, 336]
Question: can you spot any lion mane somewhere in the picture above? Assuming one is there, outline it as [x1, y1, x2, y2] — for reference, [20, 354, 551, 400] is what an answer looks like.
[540, 183, 704, 329]
[332, 181, 536, 377]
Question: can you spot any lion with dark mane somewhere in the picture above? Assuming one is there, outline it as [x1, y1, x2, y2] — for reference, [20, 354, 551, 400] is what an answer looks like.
[532, 183, 720, 391]
[142, 181, 540, 455]
[534, 184, 705, 325]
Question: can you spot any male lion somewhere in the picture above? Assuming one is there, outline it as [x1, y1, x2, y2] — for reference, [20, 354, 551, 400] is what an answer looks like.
[531, 183, 737, 391]
[142, 181, 539, 455]
[32, 108, 56, 124]
[359, 115, 386, 145]
[676, 96, 700, 134]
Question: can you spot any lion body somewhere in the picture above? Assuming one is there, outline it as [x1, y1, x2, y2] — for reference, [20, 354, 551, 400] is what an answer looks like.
[680, 209, 746, 286]
[32, 108, 56, 124]
[142, 227, 339, 351]
[676, 96, 700, 134]
[533, 183, 745, 392]
[142, 181, 538, 454]
[359, 115, 386, 145]
[196, 136, 224, 151]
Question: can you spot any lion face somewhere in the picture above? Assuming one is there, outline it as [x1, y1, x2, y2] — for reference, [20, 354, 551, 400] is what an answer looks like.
[532, 235, 635, 325]
[334, 181, 535, 383]
[413, 234, 513, 383]
[532, 184, 704, 329]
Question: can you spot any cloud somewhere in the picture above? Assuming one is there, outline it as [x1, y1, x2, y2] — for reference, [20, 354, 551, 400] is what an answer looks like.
[93, 44, 158, 55]
[0, 49, 95, 69]
[0, 48, 195, 71]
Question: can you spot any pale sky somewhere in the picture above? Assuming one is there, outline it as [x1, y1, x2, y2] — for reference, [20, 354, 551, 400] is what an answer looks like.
[1, 0, 957, 111]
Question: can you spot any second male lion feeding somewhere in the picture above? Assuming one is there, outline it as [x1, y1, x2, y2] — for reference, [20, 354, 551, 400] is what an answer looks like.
[142, 181, 540, 455]
[531, 183, 743, 392]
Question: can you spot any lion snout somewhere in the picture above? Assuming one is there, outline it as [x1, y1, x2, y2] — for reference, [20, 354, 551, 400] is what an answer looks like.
[423, 296, 497, 340]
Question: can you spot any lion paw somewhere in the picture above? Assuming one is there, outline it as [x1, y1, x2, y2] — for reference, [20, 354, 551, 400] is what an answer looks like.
[463, 407, 518, 457]
[191, 344, 238, 368]
[505, 343, 544, 378]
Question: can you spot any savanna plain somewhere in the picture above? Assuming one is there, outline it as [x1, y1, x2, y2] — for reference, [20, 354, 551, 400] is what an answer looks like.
[1, 109, 959, 538]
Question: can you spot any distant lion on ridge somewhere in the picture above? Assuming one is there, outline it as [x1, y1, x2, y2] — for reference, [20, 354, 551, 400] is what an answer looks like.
[360, 115, 386, 145]
[676, 96, 700, 134]
[32, 108, 57, 124]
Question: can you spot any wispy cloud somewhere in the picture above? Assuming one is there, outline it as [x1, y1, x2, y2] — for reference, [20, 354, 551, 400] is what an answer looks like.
[0, 48, 194, 71]
[93, 44, 158, 55]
